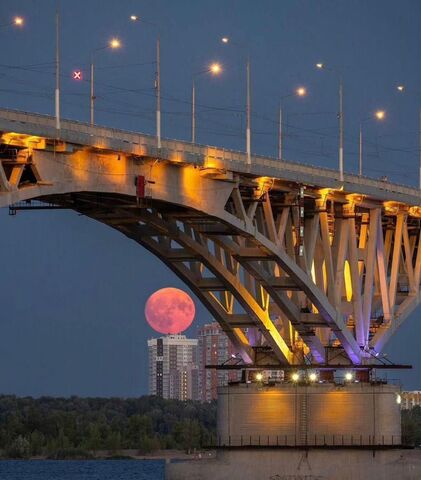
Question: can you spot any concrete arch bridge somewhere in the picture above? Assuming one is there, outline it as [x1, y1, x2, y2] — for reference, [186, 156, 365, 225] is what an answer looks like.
[1, 108, 420, 370]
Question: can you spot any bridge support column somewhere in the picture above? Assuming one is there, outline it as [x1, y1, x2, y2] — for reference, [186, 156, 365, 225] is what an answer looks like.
[165, 381, 418, 480]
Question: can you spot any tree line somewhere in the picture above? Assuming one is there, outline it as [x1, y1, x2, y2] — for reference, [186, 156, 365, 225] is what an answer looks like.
[0, 395, 216, 459]
[402, 406, 421, 446]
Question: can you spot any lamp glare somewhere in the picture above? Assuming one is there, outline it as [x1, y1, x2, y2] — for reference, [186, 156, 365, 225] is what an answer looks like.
[110, 38, 121, 49]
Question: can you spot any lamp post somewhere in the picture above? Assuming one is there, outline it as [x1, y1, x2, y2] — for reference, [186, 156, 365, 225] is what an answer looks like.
[55, 6, 60, 132]
[396, 85, 421, 190]
[90, 38, 121, 126]
[222, 37, 251, 165]
[316, 63, 344, 182]
[359, 110, 386, 177]
[130, 15, 161, 148]
[191, 63, 222, 143]
[278, 86, 308, 161]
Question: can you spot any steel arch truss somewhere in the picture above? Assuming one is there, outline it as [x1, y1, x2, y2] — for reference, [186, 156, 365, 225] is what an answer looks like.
[1, 139, 421, 368]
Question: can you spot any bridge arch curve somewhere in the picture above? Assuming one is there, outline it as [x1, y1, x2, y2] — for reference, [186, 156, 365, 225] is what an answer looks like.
[2, 108, 421, 368]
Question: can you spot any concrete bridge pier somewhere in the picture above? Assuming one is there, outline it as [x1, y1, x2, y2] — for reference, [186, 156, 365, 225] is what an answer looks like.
[165, 382, 421, 480]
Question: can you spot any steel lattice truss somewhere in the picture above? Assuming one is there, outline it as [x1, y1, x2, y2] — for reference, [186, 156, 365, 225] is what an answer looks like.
[0, 109, 421, 368]
[44, 186, 421, 368]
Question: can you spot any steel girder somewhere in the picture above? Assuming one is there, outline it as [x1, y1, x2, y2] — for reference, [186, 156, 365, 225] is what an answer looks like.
[1, 135, 421, 368]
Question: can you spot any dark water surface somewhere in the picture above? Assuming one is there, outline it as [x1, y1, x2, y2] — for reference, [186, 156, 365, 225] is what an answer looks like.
[0, 460, 165, 480]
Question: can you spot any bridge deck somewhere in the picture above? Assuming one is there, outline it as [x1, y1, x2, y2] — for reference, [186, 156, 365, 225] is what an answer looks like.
[0, 107, 419, 206]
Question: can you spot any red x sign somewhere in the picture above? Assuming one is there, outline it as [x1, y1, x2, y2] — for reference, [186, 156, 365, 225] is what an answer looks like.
[72, 70, 82, 80]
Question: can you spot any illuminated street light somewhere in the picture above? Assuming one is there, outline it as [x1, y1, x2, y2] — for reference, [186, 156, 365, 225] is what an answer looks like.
[130, 15, 161, 148]
[90, 38, 122, 125]
[358, 110, 386, 176]
[316, 62, 344, 182]
[0, 15, 25, 29]
[191, 62, 223, 143]
[13, 16, 24, 26]
[278, 86, 308, 160]
[396, 85, 421, 189]
[291, 372, 300, 382]
[109, 38, 121, 49]
[309, 372, 317, 382]
[344, 372, 353, 382]
[255, 372, 263, 382]
[296, 86, 307, 97]
[210, 62, 222, 75]
[375, 109, 386, 120]
[222, 36, 251, 165]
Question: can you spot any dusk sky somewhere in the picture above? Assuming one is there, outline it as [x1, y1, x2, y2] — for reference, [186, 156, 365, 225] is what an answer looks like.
[0, 0, 420, 396]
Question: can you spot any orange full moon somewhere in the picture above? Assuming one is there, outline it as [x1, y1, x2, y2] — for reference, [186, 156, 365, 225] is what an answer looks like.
[145, 287, 195, 334]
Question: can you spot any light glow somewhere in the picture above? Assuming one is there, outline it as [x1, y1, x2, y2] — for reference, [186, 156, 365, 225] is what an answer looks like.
[344, 372, 353, 382]
[375, 110, 386, 120]
[296, 86, 307, 97]
[209, 63, 222, 75]
[291, 372, 300, 382]
[255, 372, 263, 382]
[221, 37, 229, 43]
[13, 16, 24, 26]
[397, 85, 405, 92]
[309, 372, 317, 382]
[316, 63, 324, 69]
[130, 15, 138, 21]
[109, 38, 121, 49]
[396, 394, 402, 405]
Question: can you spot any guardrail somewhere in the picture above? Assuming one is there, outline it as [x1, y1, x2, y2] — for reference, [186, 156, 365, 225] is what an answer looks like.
[212, 434, 405, 448]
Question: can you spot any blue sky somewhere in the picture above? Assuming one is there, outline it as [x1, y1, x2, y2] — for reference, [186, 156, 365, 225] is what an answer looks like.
[0, 0, 420, 396]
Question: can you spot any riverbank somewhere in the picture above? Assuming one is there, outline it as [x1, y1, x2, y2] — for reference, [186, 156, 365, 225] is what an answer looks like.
[1, 448, 215, 461]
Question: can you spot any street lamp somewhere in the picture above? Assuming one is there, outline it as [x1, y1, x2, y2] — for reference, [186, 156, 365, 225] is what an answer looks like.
[316, 62, 344, 182]
[90, 38, 121, 125]
[221, 36, 251, 165]
[191, 62, 222, 143]
[130, 15, 161, 148]
[278, 86, 308, 160]
[396, 85, 421, 189]
[55, 7, 60, 132]
[358, 110, 386, 176]
[0, 16, 24, 28]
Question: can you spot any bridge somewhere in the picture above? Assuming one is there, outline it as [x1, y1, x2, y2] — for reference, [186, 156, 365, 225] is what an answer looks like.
[1, 107, 420, 370]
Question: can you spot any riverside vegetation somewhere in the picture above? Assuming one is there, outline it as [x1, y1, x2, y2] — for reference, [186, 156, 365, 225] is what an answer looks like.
[0, 395, 216, 459]
[0, 395, 419, 459]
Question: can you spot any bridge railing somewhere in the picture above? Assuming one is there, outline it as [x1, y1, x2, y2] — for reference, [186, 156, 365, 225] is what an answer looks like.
[212, 434, 405, 448]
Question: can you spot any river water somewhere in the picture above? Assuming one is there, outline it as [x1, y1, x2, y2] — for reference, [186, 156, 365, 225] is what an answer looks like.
[0, 460, 165, 480]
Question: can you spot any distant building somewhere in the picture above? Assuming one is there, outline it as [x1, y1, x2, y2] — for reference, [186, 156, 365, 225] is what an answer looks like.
[197, 322, 240, 402]
[148, 334, 198, 400]
[401, 391, 421, 410]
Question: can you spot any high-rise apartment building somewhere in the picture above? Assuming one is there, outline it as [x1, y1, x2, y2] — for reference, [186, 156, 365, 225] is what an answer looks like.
[197, 322, 240, 402]
[148, 334, 198, 400]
